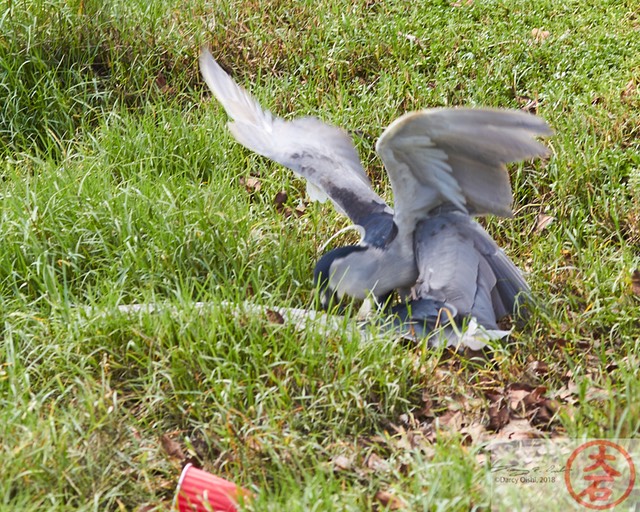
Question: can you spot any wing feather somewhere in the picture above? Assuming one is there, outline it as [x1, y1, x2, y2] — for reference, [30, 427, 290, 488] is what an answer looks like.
[413, 212, 529, 325]
[199, 48, 390, 224]
[375, 108, 552, 227]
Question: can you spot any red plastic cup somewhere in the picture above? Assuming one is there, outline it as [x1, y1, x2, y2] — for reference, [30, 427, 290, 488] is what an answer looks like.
[174, 464, 251, 512]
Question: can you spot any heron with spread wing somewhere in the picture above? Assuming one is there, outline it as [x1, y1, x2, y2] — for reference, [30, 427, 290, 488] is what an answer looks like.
[199, 48, 551, 345]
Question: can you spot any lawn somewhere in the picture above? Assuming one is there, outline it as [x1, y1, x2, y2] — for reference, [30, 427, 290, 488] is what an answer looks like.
[1, 0, 639, 510]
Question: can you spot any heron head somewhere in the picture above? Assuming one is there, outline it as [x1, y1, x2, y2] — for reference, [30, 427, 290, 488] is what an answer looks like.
[313, 245, 367, 310]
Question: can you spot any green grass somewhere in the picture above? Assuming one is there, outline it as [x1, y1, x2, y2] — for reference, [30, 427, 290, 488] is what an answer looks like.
[1, 0, 639, 510]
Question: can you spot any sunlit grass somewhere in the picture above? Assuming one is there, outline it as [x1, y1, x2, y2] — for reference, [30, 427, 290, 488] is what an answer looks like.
[1, 0, 639, 510]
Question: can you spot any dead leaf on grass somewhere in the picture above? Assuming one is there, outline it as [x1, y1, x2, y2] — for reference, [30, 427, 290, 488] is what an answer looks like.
[517, 95, 540, 114]
[526, 360, 549, 377]
[631, 269, 640, 296]
[160, 433, 186, 460]
[374, 490, 407, 510]
[273, 190, 288, 210]
[508, 388, 532, 412]
[535, 213, 555, 233]
[366, 452, 391, 473]
[621, 78, 637, 103]
[460, 421, 487, 445]
[488, 400, 510, 431]
[530, 28, 550, 43]
[331, 454, 353, 471]
[397, 32, 423, 46]
[240, 176, 262, 194]
[495, 418, 545, 440]
[436, 410, 464, 431]
[265, 309, 285, 324]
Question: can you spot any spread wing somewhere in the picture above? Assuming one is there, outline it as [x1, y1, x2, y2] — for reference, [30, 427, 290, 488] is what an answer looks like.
[375, 108, 552, 233]
[199, 47, 391, 224]
[412, 211, 530, 329]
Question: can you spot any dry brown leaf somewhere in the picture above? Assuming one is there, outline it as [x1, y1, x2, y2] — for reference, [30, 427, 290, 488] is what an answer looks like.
[155, 72, 167, 89]
[437, 410, 464, 431]
[535, 213, 555, 233]
[374, 490, 407, 510]
[522, 386, 547, 408]
[495, 418, 544, 440]
[273, 190, 288, 210]
[136, 505, 158, 512]
[366, 453, 391, 473]
[508, 389, 531, 411]
[526, 360, 549, 377]
[460, 422, 487, 445]
[240, 176, 262, 193]
[265, 309, 285, 324]
[159, 434, 186, 460]
[397, 32, 423, 46]
[488, 402, 510, 431]
[621, 79, 637, 103]
[517, 95, 540, 114]
[531, 28, 550, 43]
[332, 455, 353, 471]
[631, 269, 640, 296]
[585, 386, 610, 401]
[554, 381, 579, 402]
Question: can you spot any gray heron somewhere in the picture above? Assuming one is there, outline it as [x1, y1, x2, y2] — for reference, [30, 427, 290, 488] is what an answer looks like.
[199, 48, 551, 343]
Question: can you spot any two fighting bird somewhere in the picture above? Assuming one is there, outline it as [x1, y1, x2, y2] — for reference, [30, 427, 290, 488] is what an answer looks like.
[199, 48, 551, 346]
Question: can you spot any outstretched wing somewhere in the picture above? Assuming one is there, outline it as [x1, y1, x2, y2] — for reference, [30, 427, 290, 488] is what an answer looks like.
[199, 47, 391, 224]
[375, 108, 552, 233]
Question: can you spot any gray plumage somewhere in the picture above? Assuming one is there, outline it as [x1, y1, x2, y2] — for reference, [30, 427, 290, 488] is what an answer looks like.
[413, 210, 529, 330]
[199, 49, 390, 225]
[199, 47, 551, 341]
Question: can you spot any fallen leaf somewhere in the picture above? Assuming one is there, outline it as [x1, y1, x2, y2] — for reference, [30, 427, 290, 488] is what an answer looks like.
[419, 390, 435, 418]
[265, 309, 285, 324]
[273, 191, 288, 211]
[495, 418, 544, 440]
[136, 505, 158, 512]
[531, 28, 550, 43]
[155, 72, 167, 89]
[526, 360, 549, 377]
[521, 386, 547, 408]
[437, 410, 464, 431]
[632, 269, 640, 296]
[488, 401, 510, 431]
[518, 95, 540, 114]
[460, 422, 486, 445]
[397, 31, 423, 46]
[374, 490, 407, 510]
[585, 387, 610, 401]
[240, 176, 262, 193]
[508, 389, 531, 411]
[553, 381, 579, 402]
[160, 434, 186, 460]
[621, 79, 637, 103]
[535, 213, 555, 233]
[366, 452, 391, 473]
[331, 454, 353, 471]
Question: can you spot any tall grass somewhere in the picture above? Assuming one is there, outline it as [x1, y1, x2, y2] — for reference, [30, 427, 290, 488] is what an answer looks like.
[1, 0, 638, 509]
